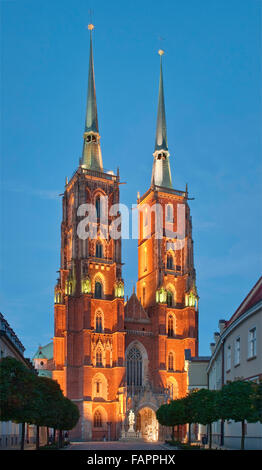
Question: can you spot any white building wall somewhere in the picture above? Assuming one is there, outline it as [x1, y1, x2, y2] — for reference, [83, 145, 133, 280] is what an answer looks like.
[207, 298, 262, 450]
[224, 421, 262, 450]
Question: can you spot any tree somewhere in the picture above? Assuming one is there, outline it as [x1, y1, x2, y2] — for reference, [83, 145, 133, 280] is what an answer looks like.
[169, 399, 187, 441]
[189, 389, 220, 449]
[56, 397, 80, 448]
[252, 380, 262, 423]
[30, 376, 65, 449]
[156, 404, 171, 428]
[218, 380, 259, 450]
[0, 357, 79, 450]
[0, 357, 38, 450]
[156, 403, 176, 439]
[183, 391, 198, 444]
[156, 400, 186, 441]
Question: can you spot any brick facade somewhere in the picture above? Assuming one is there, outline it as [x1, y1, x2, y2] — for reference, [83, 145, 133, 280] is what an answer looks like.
[52, 28, 199, 441]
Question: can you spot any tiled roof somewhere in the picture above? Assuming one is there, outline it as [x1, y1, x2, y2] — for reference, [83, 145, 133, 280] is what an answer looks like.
[124, 292, 150, 323]
[37, 369, 52, 378]
[0, 312, 25, 354]
[33, 342, 53, 360]
[227, 276, 262, 327]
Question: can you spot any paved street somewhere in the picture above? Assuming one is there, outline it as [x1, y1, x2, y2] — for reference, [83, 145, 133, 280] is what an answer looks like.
[68, 441, 169, 451]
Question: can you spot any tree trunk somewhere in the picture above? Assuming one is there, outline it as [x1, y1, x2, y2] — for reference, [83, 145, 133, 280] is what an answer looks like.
[20, 422, 25, 450]
[241, 420, 245, 450]
[220, 420, 224, 447]
[35, 425, 39, 450]
[188, 423, 191, 445]
[46, 427, 49, 446]
[171, 426, 174, 441]
[58, 430, 63, 448]
[208, 423, 212, 449]
[52, 428, 56, 444]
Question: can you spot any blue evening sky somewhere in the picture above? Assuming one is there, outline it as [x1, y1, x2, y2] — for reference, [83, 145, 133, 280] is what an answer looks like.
[1, 0, 261, 359]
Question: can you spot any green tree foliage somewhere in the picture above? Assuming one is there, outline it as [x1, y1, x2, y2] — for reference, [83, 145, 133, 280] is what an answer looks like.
[188, 389, 220, 448]
[183, 391, 199, 444]
[156, 404, 170, 426]
[30, 376, 65, 449]
[218, 380, 259, 450]
[169, 399, 186, 427]
[0, 357, 35, 420]
[156, 381, 260, 450]
[157, 400, 186, 428]
[56, 397, 80, 448]
[0, 357, 39, 449]
[156, 389, 220, 448]
[0, 357, 80, 450]
[156, 399, 186, 440]
[252, 380, 262, 423]
[57, 397, 80, 431]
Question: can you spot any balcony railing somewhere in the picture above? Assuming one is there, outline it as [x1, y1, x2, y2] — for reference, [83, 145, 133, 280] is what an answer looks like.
[70, 166, 119, 184]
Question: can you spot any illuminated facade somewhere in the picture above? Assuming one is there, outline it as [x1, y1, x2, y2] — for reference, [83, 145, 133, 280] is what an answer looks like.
[52, 28, 199, 441]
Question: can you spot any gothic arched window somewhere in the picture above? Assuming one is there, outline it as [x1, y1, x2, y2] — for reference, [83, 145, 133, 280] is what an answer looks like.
[142, 286, 146, 306]
[144, 246, 147, 271]
[95, 312, 103, 333]
[96, 349, 103, 367]
[96, 242, 103, 258]
[92, 374, 108, 400]
[168, 352, 174, 371]
[168, 315, 174, 337]
[167, 291, 173, 307]
[96, 381, 100, 394]
[167, 254, 173, 269]
[144, 208, 148, 227]
[166, 204, 173, 223]
[95, 197, 101, 219]
[126, 347, 142, 387]
[68, 281, 73, 296]
[95, 281, 102, 299]
[167, 379, 178, 400]
[94, 410, 102, 428]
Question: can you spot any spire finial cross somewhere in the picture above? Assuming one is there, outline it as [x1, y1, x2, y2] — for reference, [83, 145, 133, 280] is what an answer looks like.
[158, 35, 165, 56]
[87, 8, 94, 31]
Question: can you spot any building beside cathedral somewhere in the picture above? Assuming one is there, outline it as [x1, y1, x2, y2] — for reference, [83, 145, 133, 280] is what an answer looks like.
[207, 276, 262, 450]
[33, 342, 53, 378]
[48, 26, 199, 441]
[0, 313, 35, 448]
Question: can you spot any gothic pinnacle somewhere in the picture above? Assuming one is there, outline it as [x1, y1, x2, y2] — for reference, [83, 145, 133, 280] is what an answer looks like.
[81, 24, 103, 171]
[155, 49, 168, 153]
[151, 49, 172, 189]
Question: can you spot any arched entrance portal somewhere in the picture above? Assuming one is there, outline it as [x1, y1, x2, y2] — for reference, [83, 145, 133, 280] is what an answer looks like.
[136, 407, 158, 442]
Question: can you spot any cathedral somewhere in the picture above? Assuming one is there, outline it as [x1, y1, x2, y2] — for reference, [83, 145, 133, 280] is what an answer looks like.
[51, 25, 199, 441]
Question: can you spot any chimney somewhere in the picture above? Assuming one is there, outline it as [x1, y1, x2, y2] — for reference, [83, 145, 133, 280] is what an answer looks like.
[214, 332, 220, 344]
[218, 319, 226, 334]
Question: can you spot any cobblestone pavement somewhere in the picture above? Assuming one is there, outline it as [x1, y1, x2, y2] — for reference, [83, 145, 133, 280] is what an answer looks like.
[68, 441, 169, 451]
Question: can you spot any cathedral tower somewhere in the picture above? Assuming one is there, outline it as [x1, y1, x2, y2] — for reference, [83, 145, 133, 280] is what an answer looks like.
[52, 33, 199, 442]
[134, 49, 199, 404]
[52, 26, 126, 441]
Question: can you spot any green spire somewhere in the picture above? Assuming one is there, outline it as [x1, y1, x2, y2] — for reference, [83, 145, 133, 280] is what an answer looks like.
[151, 50, 172, 189]
[81, 25, 103, 171]
[155, 50, 168, 152]
[85, 26, 98, 133]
